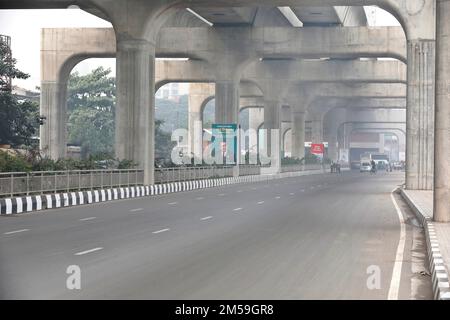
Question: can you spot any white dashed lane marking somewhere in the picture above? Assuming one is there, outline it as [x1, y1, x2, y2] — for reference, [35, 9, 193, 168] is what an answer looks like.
[168, 202, 178, 205]
[3, 229, 29, 235]
[75, 247, 103, 256]
[196, 197, 204, 200]
[130, 208, 143, 212]
[275, 196, 281, 199]
[200, 216, 213, 221]
[153, 228, 170, 234]
[257, 201, 265, 204]
[233, 208, 243, 212]
[79, 217, 96, 221]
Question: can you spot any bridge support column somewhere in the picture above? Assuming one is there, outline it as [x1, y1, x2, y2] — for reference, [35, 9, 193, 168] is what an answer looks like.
[215, 80, 240, 176]
[291, 111, 305, 161]
[310, 114, 323, 144]
[115, 39, 155, 185]
[263, 100, 282, 172]
[434, 0, 450, 222]
[328, 134, 338, 162]
[188, 84, 213, 163]
[40, 81, 67, 159]
[249, 108, 263, 160]
[406, 39, 435, 190]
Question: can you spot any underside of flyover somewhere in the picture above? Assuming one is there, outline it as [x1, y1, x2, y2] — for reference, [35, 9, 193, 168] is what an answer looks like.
[3, 0, 450, 302]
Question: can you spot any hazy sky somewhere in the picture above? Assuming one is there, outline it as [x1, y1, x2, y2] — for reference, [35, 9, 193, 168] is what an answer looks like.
[0, 7, 400, 91]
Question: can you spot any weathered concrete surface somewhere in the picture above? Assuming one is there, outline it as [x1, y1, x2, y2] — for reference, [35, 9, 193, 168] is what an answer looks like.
[434, 0, 450, 222]
[291, 111, 306, 160]
[406, 40, 435, 191]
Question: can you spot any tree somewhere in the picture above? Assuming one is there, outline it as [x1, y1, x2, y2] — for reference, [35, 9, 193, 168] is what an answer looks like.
[67, 67, 175, 163]
[0, 39, 39, 147]
[67, 67, 116, 157]
[155, 119, 176, 162]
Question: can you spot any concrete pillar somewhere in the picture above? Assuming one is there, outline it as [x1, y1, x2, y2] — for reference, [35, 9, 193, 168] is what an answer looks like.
[434, 0, 450, 222]
[406, 39, 435, 190]
[248, 107, 263, 159]
[188, 83, 214, 162]
[40, 81, 67, 159]
[281, 124, 292, 158]
[310, 115, 323, 144]
[263, 100, 282, 171]
[291, 111, 305, 160]
[188, 110, 202, 161]
[215, 80, 239, 175]
[328, 134, 338, 162]
[115, 39, 155, 185]
[215, 80, 239, 124]
[379, 134, 385, 153]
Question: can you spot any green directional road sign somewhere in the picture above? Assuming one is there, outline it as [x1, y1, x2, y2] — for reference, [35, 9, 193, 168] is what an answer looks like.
[212, 123, 238, 165]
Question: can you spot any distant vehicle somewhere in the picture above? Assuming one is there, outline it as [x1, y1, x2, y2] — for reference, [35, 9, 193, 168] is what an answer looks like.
[360, 162, 372, 173]
[361, 152, 390, 168]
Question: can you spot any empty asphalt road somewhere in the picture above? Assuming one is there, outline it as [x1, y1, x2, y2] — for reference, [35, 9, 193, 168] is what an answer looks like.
[0, 171, 432, 299]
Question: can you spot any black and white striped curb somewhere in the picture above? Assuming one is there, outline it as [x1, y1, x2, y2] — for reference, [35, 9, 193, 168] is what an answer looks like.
[400, 188, 450, 300]
[0, 169, 328, 215]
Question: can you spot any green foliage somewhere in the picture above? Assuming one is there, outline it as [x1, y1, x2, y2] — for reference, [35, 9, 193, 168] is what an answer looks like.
[117, 159, 138, 169]
[67, 68, 176, 162]
[0, 40, 28, 92]
[0, 150, 32, 172]
[66, 67, 116, 158]
[0, 150, 139, 172]
[67, 67, 115, 112]
[0, 40, 39, 147]
[304, 152, 320, 164]
[155, 119, 176, 161]
[67, 106, 115, 157]
[281, 157, 304, 165]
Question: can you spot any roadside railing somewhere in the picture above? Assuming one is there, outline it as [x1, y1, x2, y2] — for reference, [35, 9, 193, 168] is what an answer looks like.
[154, 166, 234, 184]
[0, 163, 331, 198]
[280, 163, 329, 173]
[0, 169, 143, 198]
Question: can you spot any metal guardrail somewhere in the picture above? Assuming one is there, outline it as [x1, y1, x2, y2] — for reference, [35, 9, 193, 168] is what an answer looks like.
[0, 164, 330, 198]
[0, 169, 143, 198]
[154, 166, 234, 184]
[280, 163, 327, 173]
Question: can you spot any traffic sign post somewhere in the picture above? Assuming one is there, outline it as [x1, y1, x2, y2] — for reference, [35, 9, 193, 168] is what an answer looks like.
[212, 124, 238, 165]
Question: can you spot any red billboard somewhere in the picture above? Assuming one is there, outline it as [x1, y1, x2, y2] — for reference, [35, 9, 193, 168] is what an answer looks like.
[310, 144, 325, 155]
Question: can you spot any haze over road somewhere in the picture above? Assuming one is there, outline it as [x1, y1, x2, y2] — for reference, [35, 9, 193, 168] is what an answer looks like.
[0, 172, 431, 299]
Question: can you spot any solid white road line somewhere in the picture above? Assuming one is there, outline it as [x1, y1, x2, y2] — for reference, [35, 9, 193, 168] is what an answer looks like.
[79, 217, 96, 221]
[75, 247, 103, 256]
[130, 208, 143, 212]
[4, 229, 29, 235]
[153, 228, 170, 234]
[233, 207, 243, 212]
[387, 188, 406, 300]
[200, 216, 213, 221]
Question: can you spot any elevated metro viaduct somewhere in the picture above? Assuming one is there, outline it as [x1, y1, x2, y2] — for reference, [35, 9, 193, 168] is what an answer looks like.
[5, 0, 449, 221]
